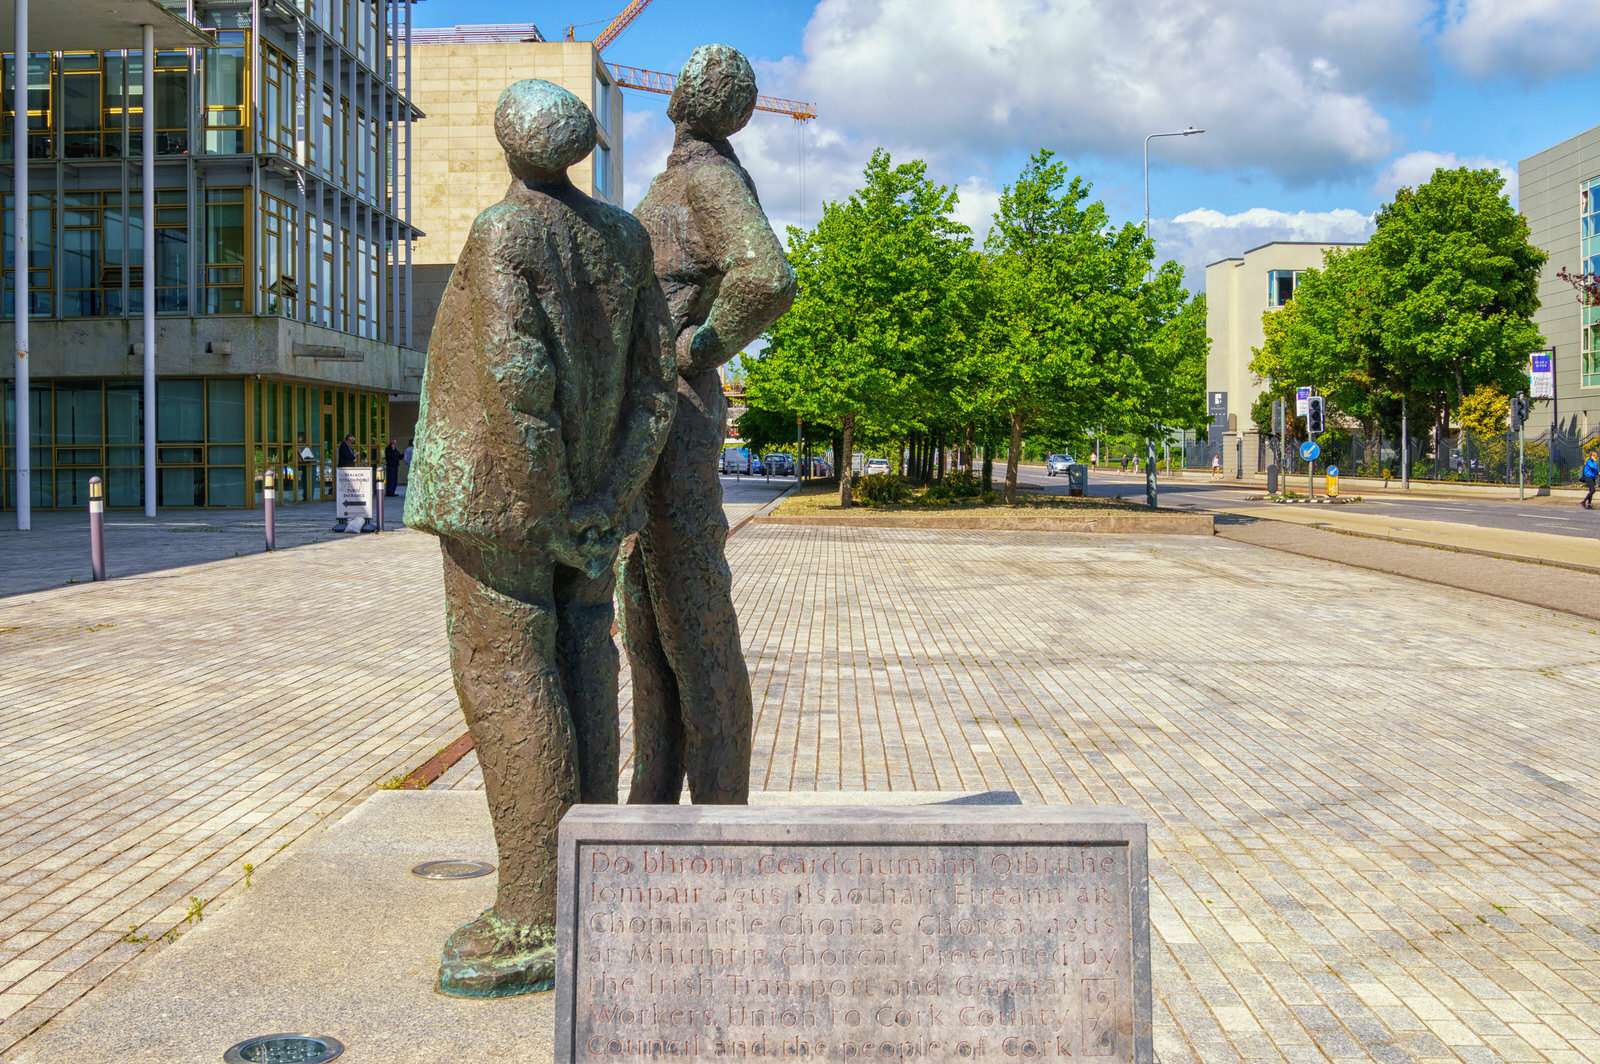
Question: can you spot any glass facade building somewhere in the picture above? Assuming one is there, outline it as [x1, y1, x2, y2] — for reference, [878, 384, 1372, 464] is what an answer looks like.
[0, 0, 421, 510]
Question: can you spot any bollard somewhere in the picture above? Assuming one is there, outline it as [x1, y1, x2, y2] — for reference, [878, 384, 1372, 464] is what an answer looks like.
[88, 476, 107, 581]
[375, 467, 385, 532]
[264, 468, 277, 551]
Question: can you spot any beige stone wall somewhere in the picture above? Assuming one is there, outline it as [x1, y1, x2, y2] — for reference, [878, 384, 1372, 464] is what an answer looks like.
[409, 41, 626, 272]
[1205, 241, 1363, 430]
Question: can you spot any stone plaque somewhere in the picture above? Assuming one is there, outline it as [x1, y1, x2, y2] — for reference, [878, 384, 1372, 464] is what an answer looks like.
[554, 805, 1151, 1064]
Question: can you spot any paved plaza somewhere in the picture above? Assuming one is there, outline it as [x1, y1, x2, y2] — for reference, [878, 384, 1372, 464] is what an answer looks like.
[4, 500, 1600, 1061]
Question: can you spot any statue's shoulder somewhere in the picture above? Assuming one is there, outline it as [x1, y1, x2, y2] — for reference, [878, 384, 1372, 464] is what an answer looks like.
[578, 194, 653, 264]
[684, 150, 758, 205]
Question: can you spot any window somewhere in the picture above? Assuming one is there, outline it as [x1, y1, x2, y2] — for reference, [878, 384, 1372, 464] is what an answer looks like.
[1583, 177, 1600, 387]
[260, 193, 300, 317]
[204, 33, 248, 154]
[595, 140, 612, 201]
[205, 187, 248, 314]
[1267, 269, 1300, 307]
[1, 54, 53, 160]
[2, 192, 53, 317]
[593, 71, 611, 132]
[260, 43, 296, 158]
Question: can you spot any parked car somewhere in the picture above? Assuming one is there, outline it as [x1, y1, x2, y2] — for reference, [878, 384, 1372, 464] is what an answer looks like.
[764, 453, 795, 476]
[864, 457, 891, 475]
[1045, 453, 1075, 476]
[751, 455, 765, 475]
[800, 457, 833, 477]
[721, 447, 751, 474]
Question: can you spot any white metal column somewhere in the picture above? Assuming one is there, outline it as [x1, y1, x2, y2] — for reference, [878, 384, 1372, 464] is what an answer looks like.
[142, 23, 156, 516]
[12, 0, 29, 529]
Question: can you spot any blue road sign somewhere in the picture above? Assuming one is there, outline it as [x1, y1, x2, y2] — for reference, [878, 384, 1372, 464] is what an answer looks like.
[1326, 465, 1339, 477]
[1300, 441, 1321, 461]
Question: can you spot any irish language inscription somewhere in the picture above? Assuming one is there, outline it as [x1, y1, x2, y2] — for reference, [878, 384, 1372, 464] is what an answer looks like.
[556, 809, 1150, 1064]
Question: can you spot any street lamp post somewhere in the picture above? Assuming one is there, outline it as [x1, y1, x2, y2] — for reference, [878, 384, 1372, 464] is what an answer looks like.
[1141, 126, 1204, 508]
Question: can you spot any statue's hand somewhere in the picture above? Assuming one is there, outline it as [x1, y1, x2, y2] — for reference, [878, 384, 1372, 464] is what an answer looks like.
[556, 501, 622, 579]
[676, 324, 724, 374]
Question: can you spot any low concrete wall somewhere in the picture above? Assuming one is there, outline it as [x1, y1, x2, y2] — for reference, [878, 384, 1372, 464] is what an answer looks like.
[755, 510, 1214, 535]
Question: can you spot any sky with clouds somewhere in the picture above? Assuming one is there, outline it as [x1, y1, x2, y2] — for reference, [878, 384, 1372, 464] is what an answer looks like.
[418, 0, 1600, 291]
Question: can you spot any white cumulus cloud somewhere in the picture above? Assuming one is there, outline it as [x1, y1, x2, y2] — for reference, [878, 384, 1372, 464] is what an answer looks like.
[1370, 150, 1517, 204]
[1439, 0, 1600, 83]
[794, 0, 1436, 185]
[1155, 207, 1375, 290]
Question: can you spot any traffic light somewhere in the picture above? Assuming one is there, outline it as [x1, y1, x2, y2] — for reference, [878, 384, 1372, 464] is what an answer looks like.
[1306, 395, 1325, 435]
[1510, 393, 1529, 431]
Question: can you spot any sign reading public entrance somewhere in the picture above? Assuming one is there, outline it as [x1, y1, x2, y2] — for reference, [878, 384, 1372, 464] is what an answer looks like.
[1300, 441, 1320, 462]
[555, 805, 1154, 1064]
[1529, 350, 1554, 399]
[335, 468, 374, 522]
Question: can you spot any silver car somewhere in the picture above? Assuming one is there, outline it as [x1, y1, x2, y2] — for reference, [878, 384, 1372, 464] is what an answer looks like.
[1045, 453, 1074, 476]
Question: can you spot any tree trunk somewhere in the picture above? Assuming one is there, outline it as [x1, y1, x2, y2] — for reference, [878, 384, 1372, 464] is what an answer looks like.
[964, 423, 975, 471]
[937, 432, 947, 481]
[831, 430, 844, 479]
[1005, 412, 1024, 504]
[982, 446, 993, 491]
[839, 412, 856, 507]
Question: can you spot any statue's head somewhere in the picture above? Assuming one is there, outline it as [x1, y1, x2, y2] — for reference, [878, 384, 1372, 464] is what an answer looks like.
[667, 44, 757, 140]
[495, 79, 596, 180]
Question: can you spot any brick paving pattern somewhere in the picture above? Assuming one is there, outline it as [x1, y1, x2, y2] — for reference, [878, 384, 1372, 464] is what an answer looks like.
[5, 507, 1600, 1061]
[448, 526, 1600, 1063]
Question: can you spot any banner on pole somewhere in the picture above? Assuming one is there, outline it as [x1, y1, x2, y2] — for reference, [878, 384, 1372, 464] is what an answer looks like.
[1530, 350, 1554, 399]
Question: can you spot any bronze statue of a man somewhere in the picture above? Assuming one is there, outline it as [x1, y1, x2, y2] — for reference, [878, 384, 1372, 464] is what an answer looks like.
[623, 44, 797, 805]
[404, 79, 675, 997]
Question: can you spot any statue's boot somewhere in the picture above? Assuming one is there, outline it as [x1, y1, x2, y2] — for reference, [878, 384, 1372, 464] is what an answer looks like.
[436, 909, 556, 997]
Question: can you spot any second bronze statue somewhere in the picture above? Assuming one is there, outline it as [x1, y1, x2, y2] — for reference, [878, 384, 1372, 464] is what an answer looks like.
[622, 44, 798, 805]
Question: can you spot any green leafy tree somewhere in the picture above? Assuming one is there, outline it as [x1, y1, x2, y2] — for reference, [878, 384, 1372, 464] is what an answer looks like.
[1365, 166, 1546, 411]
[968, 152, 1153, 502]
[1128, 284, 1209, 455]
[746, 150, 977, 506]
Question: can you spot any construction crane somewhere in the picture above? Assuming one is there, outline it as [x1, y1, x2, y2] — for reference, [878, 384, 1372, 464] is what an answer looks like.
[607, 63, 817, 123]
[567, 1, 818, 123]
[566, 0, 655, 51]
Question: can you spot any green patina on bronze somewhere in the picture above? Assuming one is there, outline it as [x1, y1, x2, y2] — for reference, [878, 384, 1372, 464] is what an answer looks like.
[621, 44, 798, 806]
[404, 77, 675, 999]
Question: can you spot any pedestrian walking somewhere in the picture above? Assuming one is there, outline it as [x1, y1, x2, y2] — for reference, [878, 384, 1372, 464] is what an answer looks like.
[1212, 453, 1222, 479]
[1089, 452, 1097, 471]
[384, 438, 402, 497]
[1582, 450, 1598, 509]
[1120, 454, 1129, 472]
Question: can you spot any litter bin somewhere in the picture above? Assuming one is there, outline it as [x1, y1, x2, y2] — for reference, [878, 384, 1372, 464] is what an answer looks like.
[1266, 463, 1279, 493]
[1066, 463, 1088, 497]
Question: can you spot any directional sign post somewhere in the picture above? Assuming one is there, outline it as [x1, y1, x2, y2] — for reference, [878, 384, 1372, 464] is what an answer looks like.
[1326, 464, 1339, 497]
[1300, 440, 1320, 498]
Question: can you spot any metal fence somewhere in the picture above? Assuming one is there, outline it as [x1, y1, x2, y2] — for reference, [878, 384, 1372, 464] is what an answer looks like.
[1181, 425, 1599, 486]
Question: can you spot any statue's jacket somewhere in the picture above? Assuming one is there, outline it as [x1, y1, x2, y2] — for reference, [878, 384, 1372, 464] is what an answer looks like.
[405, 181, 675, 554]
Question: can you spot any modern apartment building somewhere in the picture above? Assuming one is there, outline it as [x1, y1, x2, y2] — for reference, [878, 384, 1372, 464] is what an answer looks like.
[1521, 125, 1600, 448]
[1, 0, 422, 514]
[403, 24, 625, 365]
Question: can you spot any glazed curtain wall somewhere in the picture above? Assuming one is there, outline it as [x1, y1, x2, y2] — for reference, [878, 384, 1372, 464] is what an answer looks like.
[0, 378, 388, 510]
[0, 186, 387, 339]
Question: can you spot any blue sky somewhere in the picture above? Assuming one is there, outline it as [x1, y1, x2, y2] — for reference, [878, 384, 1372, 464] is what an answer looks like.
[418, 0, 1600, 290]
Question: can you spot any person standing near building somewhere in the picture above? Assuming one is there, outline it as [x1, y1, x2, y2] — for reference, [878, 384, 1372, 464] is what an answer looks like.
[384, 439, 402, 497]
[338, 434, 359, 468]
